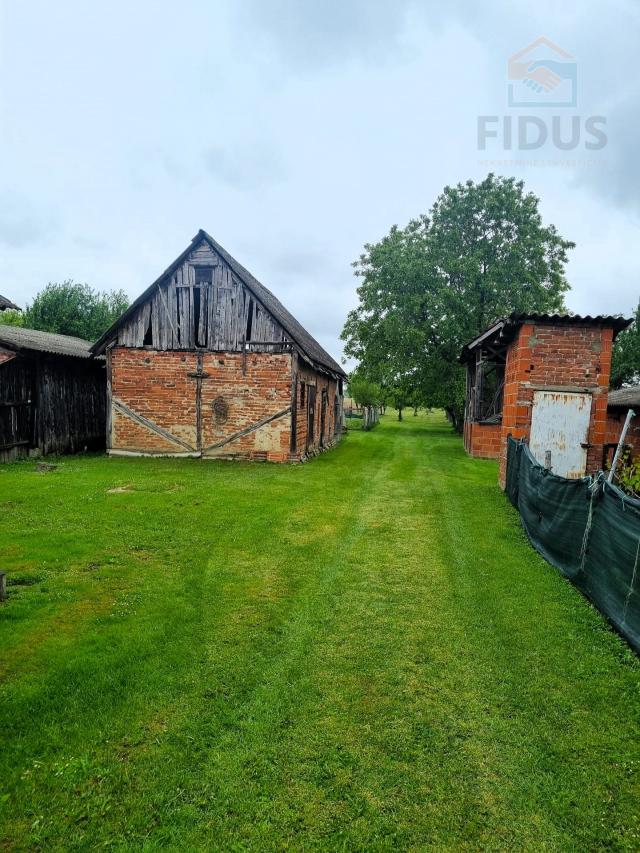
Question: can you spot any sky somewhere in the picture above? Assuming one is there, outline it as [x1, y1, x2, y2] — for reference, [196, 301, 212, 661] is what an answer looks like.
[0, 0, 638, 365]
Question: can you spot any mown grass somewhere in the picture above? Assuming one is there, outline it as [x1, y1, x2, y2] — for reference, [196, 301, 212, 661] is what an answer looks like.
[0, 411, 638, 851]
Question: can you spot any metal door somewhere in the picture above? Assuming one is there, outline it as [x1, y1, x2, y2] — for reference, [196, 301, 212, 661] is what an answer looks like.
[529, 390, 592, 478]
[307, 386, 316, 449]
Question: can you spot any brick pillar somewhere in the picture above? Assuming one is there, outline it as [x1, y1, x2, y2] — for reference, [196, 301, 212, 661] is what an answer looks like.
[499, 324, 533, 488]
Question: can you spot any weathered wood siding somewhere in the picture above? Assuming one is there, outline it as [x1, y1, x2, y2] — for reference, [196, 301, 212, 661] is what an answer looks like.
[0, 353, 31, 462]
[0, 352, 106, 462]
[116, 242, 288, 352]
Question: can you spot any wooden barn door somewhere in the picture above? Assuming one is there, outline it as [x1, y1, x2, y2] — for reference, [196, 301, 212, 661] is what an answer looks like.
[0, 357, 32, 461]
[307, 386, 316, 449]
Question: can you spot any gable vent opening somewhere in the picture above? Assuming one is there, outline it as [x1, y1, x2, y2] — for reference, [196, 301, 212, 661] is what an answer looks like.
[245, 297, 254, 342]
[143, 314, 153, 346]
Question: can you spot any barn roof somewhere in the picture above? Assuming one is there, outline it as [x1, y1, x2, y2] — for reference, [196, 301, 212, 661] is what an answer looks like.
[608, 386, 640, 410]
[92, 230, 346, 377]
[460, 312, 633, 363]
[0, 294, 20, 311]
[0, 325, 94, 359]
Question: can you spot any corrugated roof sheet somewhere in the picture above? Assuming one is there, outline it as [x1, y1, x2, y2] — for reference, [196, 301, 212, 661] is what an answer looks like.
[0, 294, 20, 311]
[92, 230, 346, 377]
[0, 325, 94, 359]
[460, 312, 633, 362]
[608, 387, 640, 409]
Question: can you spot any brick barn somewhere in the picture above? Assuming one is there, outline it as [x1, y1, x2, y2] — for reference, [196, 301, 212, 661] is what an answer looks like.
[459, 313, 632, 487]
[91, 230, 346, 461]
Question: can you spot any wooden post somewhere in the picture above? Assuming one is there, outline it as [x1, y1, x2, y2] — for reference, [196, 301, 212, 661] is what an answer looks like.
[290, 352, 298, 454]
[105, 343, 114, 451]
[0, 572, 6, 602]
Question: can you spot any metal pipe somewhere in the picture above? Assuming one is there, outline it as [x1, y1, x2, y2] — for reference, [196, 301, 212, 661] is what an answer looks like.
[607, 408, 636, 484]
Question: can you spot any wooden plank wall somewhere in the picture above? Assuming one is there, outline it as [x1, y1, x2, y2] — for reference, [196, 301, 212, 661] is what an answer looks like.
[0, 357, 32, 462]
[118, 242, 288, 352]
[0, 353, 106, 461]
[35, 356, 107, 455]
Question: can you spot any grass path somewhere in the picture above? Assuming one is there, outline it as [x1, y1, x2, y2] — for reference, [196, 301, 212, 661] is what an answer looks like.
[0, 412, 638, 850]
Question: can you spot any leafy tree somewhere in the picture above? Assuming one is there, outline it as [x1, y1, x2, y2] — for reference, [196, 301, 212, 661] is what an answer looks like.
[348, 373, 382, 409]
[390, 376, 416, 421]
[0, 309, 24, 327]
[23, 281, 129, 342]
[611, 302, 640, 388]
[342, 174, 574, 430]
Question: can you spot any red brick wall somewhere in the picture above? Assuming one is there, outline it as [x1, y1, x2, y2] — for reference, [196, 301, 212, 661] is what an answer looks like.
[294, 363, 340, 456]
[498, 323, 614, 487]
[110, 347, 340, 462]
[464, 421, 501, 459]
[111, 349, 197, 454]
[201, 352, 292, 462]
[606, 412, 640, 460]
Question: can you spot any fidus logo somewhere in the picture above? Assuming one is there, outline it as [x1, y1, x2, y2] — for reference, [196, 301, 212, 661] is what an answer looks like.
[478, 37, 607, 152]
[508, 37, 577, 108]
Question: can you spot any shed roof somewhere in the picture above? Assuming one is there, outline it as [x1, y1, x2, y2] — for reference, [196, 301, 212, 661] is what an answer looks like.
[0, 325, 94, 359]
[92, 230, 346, 377]
[608, 386, 640, 410]
[460, 312, 633, 363]
[0, 294, 20, 311]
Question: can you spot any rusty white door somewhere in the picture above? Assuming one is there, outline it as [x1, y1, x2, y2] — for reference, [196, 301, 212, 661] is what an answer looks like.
[529, 391, 592, 478]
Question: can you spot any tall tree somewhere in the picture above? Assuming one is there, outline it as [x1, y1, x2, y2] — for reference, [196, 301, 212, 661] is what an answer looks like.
[611, 302, 640, 388]
[23, 281, 129, 342]
[342, 174, 574, 429]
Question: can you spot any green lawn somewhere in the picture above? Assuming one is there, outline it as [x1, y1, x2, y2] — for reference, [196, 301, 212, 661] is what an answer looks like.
[1, 412, 639, 850]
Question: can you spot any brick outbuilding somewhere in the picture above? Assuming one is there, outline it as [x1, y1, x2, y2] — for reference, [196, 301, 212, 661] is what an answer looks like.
[92, 230, 346, 461]
[459, 313, 632, 487]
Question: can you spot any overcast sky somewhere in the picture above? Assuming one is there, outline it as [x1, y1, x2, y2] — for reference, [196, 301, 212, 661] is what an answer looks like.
[1, 0, 638, 364]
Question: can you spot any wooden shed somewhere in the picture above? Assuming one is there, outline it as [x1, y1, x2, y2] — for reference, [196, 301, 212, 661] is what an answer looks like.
[0, 326, 106, 462]
[91, 230, 346, 461]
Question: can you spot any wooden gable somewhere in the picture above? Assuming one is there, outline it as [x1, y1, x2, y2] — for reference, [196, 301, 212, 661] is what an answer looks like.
[116, 240, 288, 352]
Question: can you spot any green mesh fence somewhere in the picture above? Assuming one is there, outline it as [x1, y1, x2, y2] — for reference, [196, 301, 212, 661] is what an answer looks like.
[506, 437, 640, 653]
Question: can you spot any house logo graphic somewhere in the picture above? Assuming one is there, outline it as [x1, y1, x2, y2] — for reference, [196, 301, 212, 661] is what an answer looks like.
[508, 37, 577, 108]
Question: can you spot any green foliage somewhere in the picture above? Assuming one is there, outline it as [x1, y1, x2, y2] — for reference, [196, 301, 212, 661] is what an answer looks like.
[611, 302, 640, 388]
[0, 309, 24, 327]
[342, 174, 574, 429]
[348, 373, 382, 408]
[0, 414, 638, 849]
[390, 377, 414, 420]
[22, 281, 129, 341]
[613, 450, 640, 498]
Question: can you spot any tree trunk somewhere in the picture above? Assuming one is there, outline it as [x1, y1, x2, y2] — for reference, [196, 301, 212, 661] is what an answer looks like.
[398, 407, 403, 421]
[445, 406, 464, 433]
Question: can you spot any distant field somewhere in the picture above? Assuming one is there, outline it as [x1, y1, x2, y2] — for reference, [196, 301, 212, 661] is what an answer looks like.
[1, 412, 638, 850]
